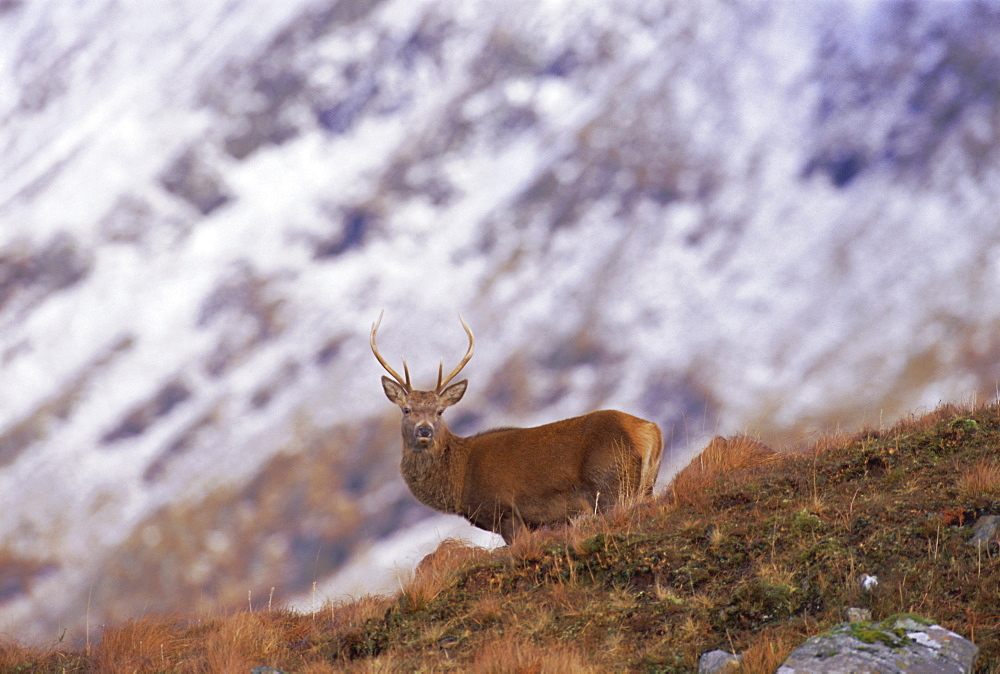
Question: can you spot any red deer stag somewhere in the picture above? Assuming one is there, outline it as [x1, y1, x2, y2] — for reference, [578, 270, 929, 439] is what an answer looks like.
[371, 312, 663, 543]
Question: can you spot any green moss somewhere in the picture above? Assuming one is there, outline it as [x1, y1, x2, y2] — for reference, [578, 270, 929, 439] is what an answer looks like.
[791, 508, 824, 534]
[883, 612, 933, 627]
[725, 577, 798, 627]
[580, 533, 607, 554]
[949, 418, 980, 433]
[884, 467, 907, 487]
[840, 614, 935, 650]
[845, 621, 909, 648]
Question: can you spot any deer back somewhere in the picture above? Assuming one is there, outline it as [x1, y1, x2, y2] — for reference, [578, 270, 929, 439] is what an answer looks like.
[457, 410, 662, 529]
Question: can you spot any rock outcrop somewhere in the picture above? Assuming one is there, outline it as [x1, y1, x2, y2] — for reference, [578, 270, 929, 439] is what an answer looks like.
[778, 615, 978, 674]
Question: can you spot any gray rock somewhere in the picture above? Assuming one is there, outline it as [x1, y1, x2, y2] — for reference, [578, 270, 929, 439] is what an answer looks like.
[778, 615, 977, 674]
[844, 607, 872, 623]
[698, 649, 742, 673]
[969, 515, 1000, 548]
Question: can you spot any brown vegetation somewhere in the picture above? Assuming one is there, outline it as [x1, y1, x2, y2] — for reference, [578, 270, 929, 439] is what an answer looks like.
[667, 434, 780, 509]
[5, 401, 1000, 671]
[958, 458, 1000, 501]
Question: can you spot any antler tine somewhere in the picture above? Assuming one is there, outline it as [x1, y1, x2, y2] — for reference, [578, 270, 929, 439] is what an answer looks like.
[370, 311, 412, 392]
[436, 312, 475, 393]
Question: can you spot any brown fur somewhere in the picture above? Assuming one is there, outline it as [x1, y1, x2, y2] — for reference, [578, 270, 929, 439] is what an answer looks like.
[396, 405, 663, 543]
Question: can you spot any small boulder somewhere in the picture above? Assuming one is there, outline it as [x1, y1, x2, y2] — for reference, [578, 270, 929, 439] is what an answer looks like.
[778, 614, 977, 673]
[698, 649, 742, 673]
[969, 515, 1000, 548]
[844, 607, 871, 623]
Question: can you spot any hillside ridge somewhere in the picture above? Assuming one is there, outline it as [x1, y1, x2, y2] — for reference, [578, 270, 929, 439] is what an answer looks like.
[3, 400, 999, 671]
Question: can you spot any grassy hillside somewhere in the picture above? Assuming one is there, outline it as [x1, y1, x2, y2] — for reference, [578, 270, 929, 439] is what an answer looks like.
[3, 401, 1000, 672]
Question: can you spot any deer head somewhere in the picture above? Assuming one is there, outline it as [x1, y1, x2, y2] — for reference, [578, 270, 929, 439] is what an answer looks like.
[370, 311, 474, 455]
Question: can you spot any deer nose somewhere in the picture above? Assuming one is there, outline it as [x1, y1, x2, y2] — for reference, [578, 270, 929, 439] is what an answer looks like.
[416, 424, 433, 439]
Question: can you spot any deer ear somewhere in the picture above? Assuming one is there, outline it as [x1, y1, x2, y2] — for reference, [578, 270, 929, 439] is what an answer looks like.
[439, 380, 468, 408]
[382, 376, 408, 406]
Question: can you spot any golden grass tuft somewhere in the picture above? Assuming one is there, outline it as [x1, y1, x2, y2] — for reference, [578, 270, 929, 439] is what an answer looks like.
[464, 594, 505, 628]
[668, 434, 780, 508]
[200, 610, 289, 671]
[507, 525, 561, 563]
[737, 624, 800, 672]
[414, 538, 490, 577]
[328, 593, 394, 633]
[470, 633, 596, 674]
[957, 458, 1000, 499]
[402, 538, 489, 611]
[755, 562, 796, 588]
[93, 614, 185, 673]
[0, 641, 67, 672]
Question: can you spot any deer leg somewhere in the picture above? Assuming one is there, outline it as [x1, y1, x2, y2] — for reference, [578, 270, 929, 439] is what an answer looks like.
[498, 516, 515, 545]
[498, 510, 531, 545]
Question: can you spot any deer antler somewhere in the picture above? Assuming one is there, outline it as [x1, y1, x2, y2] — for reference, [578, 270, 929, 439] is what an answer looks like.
[436, 312, 475, 392]
[371, 310, 412, 392]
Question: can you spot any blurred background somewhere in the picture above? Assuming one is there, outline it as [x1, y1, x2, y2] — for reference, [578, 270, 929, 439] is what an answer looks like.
[2, 0, 1000, 645]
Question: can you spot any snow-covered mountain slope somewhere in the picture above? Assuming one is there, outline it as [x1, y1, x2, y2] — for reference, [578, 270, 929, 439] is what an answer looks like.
[2, 0, 999, 643]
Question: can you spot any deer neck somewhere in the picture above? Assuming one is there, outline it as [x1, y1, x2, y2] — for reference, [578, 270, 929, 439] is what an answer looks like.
[400, 428, 467, 515]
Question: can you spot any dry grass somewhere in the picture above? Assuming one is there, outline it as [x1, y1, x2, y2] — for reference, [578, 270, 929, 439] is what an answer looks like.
[92, 614, 186, 673]
[667, 434, 780, 509]
[201, 610, 294, 670]
[401, 538, 490, 611]
[958, 457, 1000, 499]
[464, 594, 505, 628]
[737, 624, 801, 673]
[755, 562, 797, 587]
[328, 594, 395, 632]
[0, 641, 80, 672]
[6, 401, 1000, 671]
[470, 633, 596, 674]
[505, 524, 554, 563]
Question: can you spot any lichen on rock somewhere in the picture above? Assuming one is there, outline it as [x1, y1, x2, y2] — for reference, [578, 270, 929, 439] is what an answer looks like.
[778, 614, 977, 674]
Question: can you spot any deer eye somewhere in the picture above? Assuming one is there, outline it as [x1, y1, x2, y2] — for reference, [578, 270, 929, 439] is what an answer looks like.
[437, 410, 444, 416]
[402, 408, 411, 415]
